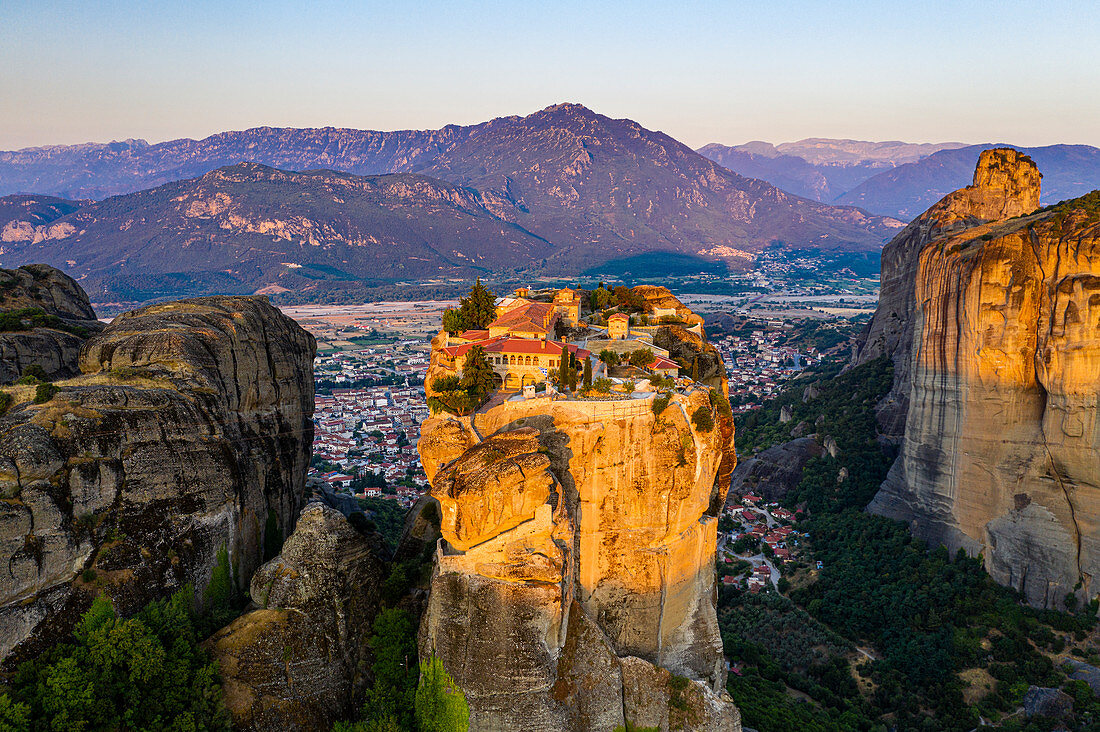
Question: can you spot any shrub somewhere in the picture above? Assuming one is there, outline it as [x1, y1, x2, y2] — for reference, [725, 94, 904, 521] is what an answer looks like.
[709, 388, 732, 417]
[20, 364, 47, 382]
[81, 568, 97, 583]
[592, 378, 613, 394]
[0, 392, 11, 416]
[691, 405, 714, 432]
[651, 394, 670, 416]
[622, 380, 636, 394]
[598, 349, 620, 366]
[33, 383, 58, 404]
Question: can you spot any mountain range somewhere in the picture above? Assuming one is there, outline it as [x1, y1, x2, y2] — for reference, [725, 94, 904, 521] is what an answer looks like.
[698, 139, 1100, 218]
[0, 104, 902, 301]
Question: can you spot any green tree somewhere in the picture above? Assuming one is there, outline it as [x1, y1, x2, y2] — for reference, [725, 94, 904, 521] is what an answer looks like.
[441, 309, 465, 334]
[598, 349, 619, 367]
[460, 345, 495, 401]
[348, 608, 420, 731]
[8, 588, 230, 731]
[628, 348, 653, 370]
[415, 655, 469, 732]
[558, 350, 571, 392]
[582, 358, 592, 391]
[457, 279, 496, 330]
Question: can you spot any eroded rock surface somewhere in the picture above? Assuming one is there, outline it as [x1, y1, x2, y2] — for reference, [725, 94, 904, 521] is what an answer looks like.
[0, 264, 104, 384]
[206, 503, 385, 731]
[861, 148, 1100, 607]
[419, 326, 740, 730]
[0, 293, 315, 662]
[729, 437, 822, 501]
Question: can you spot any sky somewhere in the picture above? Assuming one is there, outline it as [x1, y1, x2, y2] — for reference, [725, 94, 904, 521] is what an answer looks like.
[2, 0, 1099, 151]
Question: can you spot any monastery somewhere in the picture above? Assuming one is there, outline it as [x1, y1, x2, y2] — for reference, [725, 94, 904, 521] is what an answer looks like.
[438, 286, 680, 390]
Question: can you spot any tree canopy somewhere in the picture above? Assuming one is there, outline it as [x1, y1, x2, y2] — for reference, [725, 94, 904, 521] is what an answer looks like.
[2, 587, 231, 732]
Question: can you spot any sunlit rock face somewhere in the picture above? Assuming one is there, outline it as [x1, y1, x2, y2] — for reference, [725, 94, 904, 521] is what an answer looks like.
[863, 148, 1100, 608]
[418, 315, 741, 730]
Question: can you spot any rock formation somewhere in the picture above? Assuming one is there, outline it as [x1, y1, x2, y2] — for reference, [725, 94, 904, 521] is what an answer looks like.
[0, 264, 104, 384]
[860, 148, 1100, 607]
[205, 503, 386, 731]
[0, 292, 315, 662]
[728, 437, 822, 502]
[418, 324, 740, 729]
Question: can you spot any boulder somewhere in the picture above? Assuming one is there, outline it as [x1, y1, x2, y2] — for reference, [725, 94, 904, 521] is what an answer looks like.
[1022, 686, 1073, 719]
[0, 264, 103, 384]
[206, 504, 386, 731]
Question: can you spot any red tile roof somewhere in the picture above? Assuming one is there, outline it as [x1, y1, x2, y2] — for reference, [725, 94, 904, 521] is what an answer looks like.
[648, 355, 678, 371]
[442, 337, 590, 361]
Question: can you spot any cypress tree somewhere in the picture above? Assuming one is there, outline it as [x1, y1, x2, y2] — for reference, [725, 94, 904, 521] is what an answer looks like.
[582, 357, 592, 391]
[458, 278, 497, 329]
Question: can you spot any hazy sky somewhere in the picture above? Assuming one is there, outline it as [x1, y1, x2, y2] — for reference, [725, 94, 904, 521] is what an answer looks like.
[3, 0, 1098, 150]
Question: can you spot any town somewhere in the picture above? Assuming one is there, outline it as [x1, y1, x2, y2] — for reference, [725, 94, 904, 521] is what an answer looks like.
[291, 283, 862, 509]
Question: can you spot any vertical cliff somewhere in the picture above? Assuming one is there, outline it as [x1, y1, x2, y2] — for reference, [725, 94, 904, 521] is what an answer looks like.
[862, 148, 1100, 607]
[419, 343, 740, 729]
[0, 294, 315, 661]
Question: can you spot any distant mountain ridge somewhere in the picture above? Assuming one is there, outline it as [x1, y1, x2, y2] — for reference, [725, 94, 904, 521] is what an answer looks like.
[0, 104, 902, 300]
[836, 143, 1100, 219]
[698, 138, 1100, 218]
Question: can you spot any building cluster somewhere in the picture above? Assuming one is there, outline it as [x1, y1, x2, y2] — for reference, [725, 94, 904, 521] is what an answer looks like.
[309, 380, 431, 508]
[712, 330, 822, 411]
[439, 286, 684, 392]
[314, 347, 429, 387]
[719, 492, 806, 593]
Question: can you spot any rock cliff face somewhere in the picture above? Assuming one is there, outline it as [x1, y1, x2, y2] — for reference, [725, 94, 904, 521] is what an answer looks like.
[0, 293, 315, 661]
[419, 343, 740, 729]
[861, 148, 1100, 607]
[0, 264, 104, 384]
[205, 503, 386, 731]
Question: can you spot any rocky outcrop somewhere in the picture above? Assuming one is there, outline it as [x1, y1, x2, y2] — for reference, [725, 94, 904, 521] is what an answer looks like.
[729, 437, 822, 501]
[205, 503, 386, 731]
[0, 264, 104, 384]
[862, 149, 1100, 607]
[853, 148, 1043, 441]
[0, 294, 315, 662]
[653, 324, 726, 390]
[419, 339, 740, 729]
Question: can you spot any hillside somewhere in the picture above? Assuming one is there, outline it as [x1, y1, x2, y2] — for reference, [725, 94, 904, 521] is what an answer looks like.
[0, 164, 550, 301]
[0, 105, 904, 299]
[404, 104, 901, 270]
[837, 143, 1100, 219]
